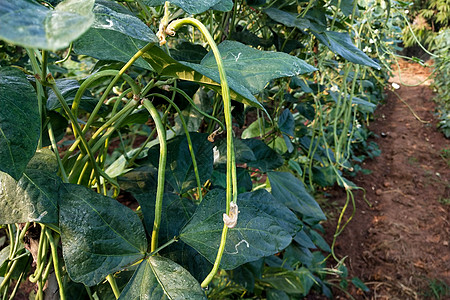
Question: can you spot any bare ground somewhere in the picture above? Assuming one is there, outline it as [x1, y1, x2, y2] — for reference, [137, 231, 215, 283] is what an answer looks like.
[326, 60, 450, 299]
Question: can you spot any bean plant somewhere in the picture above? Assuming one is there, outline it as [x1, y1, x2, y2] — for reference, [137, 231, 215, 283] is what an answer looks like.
[0, 0, 401, 299]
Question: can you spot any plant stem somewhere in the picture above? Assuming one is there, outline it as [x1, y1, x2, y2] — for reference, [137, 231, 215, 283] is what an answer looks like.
[106, 274, 120, 299]
[71, 70, 140, 117]
[46, 231, 65, 300]
[166, 17, 236, 287]
[48, 122, 69, 182]
[49, 82, 103, 187]
[142, 99, 167, 252]
[147, 93, 203, 202]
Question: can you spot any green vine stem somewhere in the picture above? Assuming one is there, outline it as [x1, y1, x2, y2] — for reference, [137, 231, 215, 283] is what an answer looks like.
[165, 17, 237, 288]
[25, 49, 45, 148]
[46, 231, 65, 300]
[61, 43, 151, 167]
[142, 99, 167, 252]
[147, 93, 203, 202]
[127, 105, 172, 167]
[55, 42, 73, 64]
[71, 70, 140, 117]
[49, 82, 103, 188]
[106, 274, 120, 299]
[48, 122, 69, 182]
[67, 97, 140, 184]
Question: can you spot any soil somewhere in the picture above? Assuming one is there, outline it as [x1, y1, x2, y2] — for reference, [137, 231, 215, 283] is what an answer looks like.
[325, 59, 450, 299]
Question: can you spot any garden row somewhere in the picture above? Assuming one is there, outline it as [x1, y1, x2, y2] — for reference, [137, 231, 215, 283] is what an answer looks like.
[0, 0, 409, 298]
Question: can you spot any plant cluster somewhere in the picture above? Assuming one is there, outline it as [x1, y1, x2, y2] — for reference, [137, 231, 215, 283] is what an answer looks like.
[430, 29, 450, 138]
[401, 0, 450, 48]
[0, 0, 402, 299]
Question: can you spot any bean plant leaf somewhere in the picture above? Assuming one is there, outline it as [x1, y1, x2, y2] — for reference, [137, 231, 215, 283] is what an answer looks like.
[147, 133, 213, 194]
[0, 245, 10, 276]
[330, 0, 358, 16]
[59, 183, 147, 286]
[142, 41, 315, 110]
[0, 67, 40, 180]
[73, 2, 157, 70]
[133, 191, 196, 244]
[264, 8, 311, 30]
[214, 138, 256, 165]
[260, 267, 314, 295]
[160, 242, 212, 283]
[268, 171, 326, 224]
[0, 0, 94, 50]
[118, 256, 206, 300]
[241, 139, 284, 172]
[278, 109, 295, 137]
[180, 189, 301, 269]
[313, 31, 381, 69]
[0, 149, 61, 224]
[142, 44, 264, 109]
[211, 0, 234, 11]
[190, 40, 317, 94]
[143, 0, 232, 14]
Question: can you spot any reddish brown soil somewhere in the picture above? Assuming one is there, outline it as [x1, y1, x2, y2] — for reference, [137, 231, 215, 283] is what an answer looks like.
[326, 60, 450, 299]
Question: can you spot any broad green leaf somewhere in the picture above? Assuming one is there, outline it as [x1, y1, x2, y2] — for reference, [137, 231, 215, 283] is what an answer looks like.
[242, 139, 284, 172]
[0, 0, 94, 50]
[264, 8, 311, 30]
[214, 138, 256, 164]
[0, 67, 40, 180]
[194, 40, 316, 94]
[180, 189, 301, 269]
[260, 267, 314, 295]
[161, 242, 212, 283]
[241, 120, 273, 139]
[271, 135, 289, 154]
[230, 259, 264, 293]
[313, 31, 381, 69]
[0, 245, 10, 276]
[147, 133, 213, 194]
[267, 289, 290, 300]
[136, 192, 196, 244]
[143, 0, 232, 14]
[351, 277, 370, 292]
[142, 41, 314, 110]
[0, 149, 61, 224]
[293, 229, 316, 249]
[268, 171, 326, 224]
[352, 97, 376, 113]
[141, 43, 264, 110]
[118, 256, 206, 300]
[296, 102, 316, 120]
[118, 165, 159, 196]
[306, 228, 331, 252]
[211, 0, 234, 11]
[278, 109, 295, 137]
[73, 2, 156, 70]
[59, 183, 147, 286]
[330, 0, 358, 16]
[47, 79, 97, 112]
[171, 42, 208, 64]
[284, 244, 313, 268]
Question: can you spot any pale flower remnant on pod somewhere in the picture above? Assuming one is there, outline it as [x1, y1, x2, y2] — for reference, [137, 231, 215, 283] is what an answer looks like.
[223, 202, 239, 228]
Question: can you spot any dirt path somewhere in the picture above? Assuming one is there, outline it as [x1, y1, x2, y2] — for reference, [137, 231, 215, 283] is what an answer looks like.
[327, 60, 450, 299]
